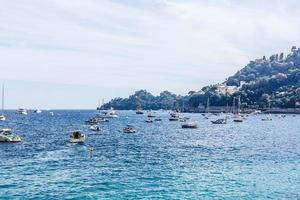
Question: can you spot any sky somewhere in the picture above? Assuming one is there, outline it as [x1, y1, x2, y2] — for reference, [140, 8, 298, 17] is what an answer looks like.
[1, 0, 300, 109]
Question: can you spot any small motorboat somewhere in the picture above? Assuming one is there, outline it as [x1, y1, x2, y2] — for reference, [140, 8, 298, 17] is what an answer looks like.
[233, 118, 243, 122]
[145, 118, 153, 123]
[0, 129, 21, 142]
[136, 110, 144, 115]
[85, 118, 98, 125]
[147, 112, 156, 118]
[70, 131, 85, 143]
[34, 109, 42, 113]
[123, 125, 136, 133]
[211, 118, 227, 124]
[182, 122, 198, 129]
[169, 117, 179, 121]
[179, 118, 186, 122]
[90, 125, 101, 131]
[261, 116, 272, 121]
[154, 118, 162, 121]
[98, 117, 109, 122]
[49, 112, 54, 116]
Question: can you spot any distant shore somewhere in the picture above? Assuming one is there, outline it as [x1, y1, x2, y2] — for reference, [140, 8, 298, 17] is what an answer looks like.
[181, 107, 300, 114]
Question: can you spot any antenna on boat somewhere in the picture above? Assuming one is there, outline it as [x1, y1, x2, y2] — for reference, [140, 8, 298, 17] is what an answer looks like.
[1, 84, 4, 115]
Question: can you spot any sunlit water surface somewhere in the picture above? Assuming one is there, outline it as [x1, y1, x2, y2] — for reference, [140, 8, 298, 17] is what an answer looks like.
[0, 111, 299, 199]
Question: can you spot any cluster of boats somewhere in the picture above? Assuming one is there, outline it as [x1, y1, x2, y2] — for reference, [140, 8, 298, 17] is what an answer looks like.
[140, 111, 198, 129]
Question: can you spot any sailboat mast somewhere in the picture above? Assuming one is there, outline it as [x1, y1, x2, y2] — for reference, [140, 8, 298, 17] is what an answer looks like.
[206, 97, 210, 113]
[237, 96, 241, 114]
[232, 97, 236, 114]
[1, 84, 4, 114]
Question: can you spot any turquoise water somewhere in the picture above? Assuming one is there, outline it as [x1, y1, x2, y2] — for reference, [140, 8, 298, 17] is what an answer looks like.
[0, 111, 299, 199]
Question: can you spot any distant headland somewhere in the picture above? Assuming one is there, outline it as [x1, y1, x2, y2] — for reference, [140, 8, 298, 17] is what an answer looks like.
[102, 46, 300, 112]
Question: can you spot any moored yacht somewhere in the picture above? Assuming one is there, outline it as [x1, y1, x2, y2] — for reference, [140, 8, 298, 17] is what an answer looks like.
[0, 129, 21, 142]
[97, 107, 118, 118]
[17, 107, 28, 115]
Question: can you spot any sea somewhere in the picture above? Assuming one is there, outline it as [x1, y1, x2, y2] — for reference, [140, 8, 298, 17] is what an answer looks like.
[0, 110, 299, 199]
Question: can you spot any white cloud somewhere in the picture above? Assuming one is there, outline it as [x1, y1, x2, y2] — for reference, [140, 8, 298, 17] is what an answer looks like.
[1, 0, 300, 99]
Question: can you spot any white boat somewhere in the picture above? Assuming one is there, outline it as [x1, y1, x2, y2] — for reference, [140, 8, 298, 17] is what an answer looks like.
[0, 129, 21, 142]
[233, 96, 243, 122]
[34, 109, 42, 113]
[49, 112, 54, 116]
[147, 112, 155, 118]
[90, 125, 101, 131]
[262, 102, 272, 121]
[16, 107, 28, 115]
[0, 84, 6, 121]
[69, 131, 85, 143]
[97, 107, 118, 118]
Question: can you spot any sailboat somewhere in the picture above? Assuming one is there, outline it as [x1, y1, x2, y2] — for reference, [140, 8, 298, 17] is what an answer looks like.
[0, 84, 6, 121]
[233, 96, 243, 122]
[262, 101, 272, 121]
[204, 97, 210, 119]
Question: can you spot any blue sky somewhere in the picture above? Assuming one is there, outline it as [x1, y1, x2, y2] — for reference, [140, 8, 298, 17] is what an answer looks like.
[1, 0, 300, 109]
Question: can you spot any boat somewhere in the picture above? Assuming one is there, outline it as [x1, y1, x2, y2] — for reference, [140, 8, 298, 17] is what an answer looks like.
[123, 125, 136, 133]
[170, 112, 179, 118]
[155, 118, 162, 121]
[211, 118, 227, 124]
[169, 117, 179, 121]
[0, 84, 5, 121]
[136, 110, 144, 115]
[98, 117, 109, 122]
[252, 110, 261, 115]
[69, 130, 85, 143]
[34, 109, 42, 113]
[233, 96, 243, 122]
[147, 112, 155, 118]
[90, 125, 101, 131]
[49, 112, 54, 116]
[182, 122, 198, 129]
[97, 107, 118, 118]
[262, 102, 272, 121]
[233, 116, 243, 122]
[145, 118, 153, 123]
[169, 112, 179, 121]
[0, 129, 21, 142]
[85, 118, 98, 125]
[261, 117, 272, 121]
[96, 99, 103, 110]
[204, 97, 211, 119]
[16, 107, 28, 115]
[179, 118, 186, 122]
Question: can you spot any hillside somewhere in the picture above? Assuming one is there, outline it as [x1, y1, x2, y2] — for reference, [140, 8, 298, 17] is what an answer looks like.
[103, 46, 300, 110]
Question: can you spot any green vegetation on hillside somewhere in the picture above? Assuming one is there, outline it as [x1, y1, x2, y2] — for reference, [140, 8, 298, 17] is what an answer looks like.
[103, 46, 300, 110]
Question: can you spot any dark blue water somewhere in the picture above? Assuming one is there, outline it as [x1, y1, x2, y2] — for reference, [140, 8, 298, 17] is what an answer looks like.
[0, 111, 299, 199]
